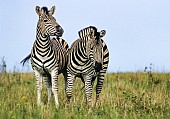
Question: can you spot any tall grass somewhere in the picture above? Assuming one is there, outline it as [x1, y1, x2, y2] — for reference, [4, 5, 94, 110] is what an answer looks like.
[0, 71, 170, 119]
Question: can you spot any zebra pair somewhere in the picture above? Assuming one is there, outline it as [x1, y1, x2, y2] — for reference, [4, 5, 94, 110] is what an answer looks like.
[21, 6, 109, 109]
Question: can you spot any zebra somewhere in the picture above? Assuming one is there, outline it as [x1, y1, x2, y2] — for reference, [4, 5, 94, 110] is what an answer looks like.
[21, 6, 69, 109]
[66, 26, 109, 106]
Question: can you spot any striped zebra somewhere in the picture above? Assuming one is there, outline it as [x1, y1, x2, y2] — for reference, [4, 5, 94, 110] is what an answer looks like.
[21, 6, 69, 109]
[66, 26, 109, 106]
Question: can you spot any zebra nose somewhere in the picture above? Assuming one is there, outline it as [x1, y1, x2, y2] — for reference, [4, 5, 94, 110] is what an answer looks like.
[59, 27, 64, 33]
[56, 26, 64, 34]
[57, 29, 60, 32]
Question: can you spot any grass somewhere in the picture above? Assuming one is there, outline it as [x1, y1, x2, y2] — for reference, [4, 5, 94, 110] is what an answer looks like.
[0, 71, 170, 119]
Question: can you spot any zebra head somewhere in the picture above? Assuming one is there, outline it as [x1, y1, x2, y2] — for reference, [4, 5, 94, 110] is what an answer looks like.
[35, 6, 64, 37]
[78, 26, 98, 61]
[78, 26, 106, 71]
[93, 30, 106, 72]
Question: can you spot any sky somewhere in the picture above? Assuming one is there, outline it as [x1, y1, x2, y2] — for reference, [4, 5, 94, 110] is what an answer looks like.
[0, 0, 170, 72]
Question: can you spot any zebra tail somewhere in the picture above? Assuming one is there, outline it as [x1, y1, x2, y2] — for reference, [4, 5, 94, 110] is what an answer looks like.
[20, 54, 31, 66]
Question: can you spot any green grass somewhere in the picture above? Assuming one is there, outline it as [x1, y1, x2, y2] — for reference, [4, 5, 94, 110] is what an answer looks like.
[0, 71, 170, 119]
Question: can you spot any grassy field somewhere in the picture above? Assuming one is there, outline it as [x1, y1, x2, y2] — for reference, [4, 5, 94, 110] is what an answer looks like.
[0, 71, 170, 119]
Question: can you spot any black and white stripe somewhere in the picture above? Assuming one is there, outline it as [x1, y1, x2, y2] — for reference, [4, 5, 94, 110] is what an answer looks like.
[21, 6, 68, 109]
[66, 26, 109, 105]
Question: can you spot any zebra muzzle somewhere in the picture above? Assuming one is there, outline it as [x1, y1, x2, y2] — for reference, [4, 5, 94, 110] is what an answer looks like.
[56, 26, 64, 37]
[94, 61, 102, 72]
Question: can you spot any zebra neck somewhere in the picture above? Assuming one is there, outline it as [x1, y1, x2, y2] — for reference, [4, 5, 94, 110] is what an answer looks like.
[36, 31, 50, 46]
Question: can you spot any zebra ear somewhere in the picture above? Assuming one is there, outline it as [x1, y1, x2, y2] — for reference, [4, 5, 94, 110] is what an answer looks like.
[100, 30, 106, 37]
[49, 6, 56, 15]
[36, 6, 41, 16]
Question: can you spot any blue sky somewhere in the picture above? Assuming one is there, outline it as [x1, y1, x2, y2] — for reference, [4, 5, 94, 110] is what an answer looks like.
[0, 0, 170, 72]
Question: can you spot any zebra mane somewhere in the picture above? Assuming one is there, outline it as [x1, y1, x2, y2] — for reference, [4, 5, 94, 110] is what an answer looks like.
[41, 7, 49, 15]
[78, 26, 97, 39]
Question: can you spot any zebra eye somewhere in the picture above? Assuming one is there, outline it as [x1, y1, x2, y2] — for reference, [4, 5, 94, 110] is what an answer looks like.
[44, 19, 48, 22]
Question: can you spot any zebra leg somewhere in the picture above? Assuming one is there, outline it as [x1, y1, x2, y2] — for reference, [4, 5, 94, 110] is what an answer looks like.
[63, 72, 68, 92]
[33, 69, 43, 106]
[91, 76, 96, 88]
[95, 72, 105, 103]
[51, 67, 59, 109]
[84, 75, 93, 106]
[44, 76, 52, 105]
[66, 73, 74, 102]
